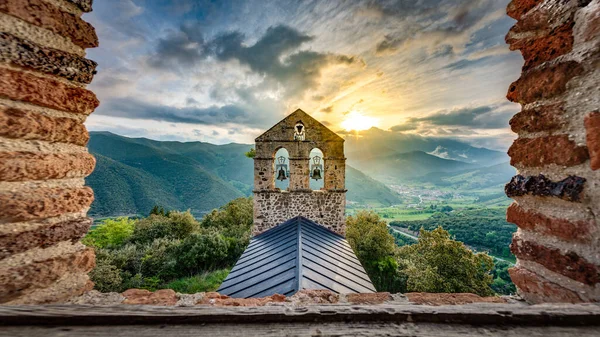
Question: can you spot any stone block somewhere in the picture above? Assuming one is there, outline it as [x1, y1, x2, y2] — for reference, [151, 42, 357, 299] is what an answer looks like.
[584, 111, 600, 170]
[509, 21, 574, 70]
[0, 106, 89, 146]
[0, 217, 92, 259]
[507, 61, 583, 104]
[506, 204, 593, 242]
[0, 187, 94, 222]
[505, 174, 586, 202]
[0, 32, 97, 83]
[0, 0, 98, 48]
[511, 237, 600, 286]
[0, 246, 95, 303]
[122, 289, 179, 306]
[509, 103, 564, 133]
[509, 266, 584, 303]
[508, 135, 589, 167]
[0, 67, 99, 115]
[506, 0, 543, 20]
[0, 152, 95, 182]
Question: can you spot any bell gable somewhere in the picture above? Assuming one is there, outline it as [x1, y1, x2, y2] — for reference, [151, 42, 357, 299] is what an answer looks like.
[255, 109, 344, 143]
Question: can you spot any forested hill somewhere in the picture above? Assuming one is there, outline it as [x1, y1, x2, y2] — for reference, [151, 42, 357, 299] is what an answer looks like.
[86, 132, 401, 217]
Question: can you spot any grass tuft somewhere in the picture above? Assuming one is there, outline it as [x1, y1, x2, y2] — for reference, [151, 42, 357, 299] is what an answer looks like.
[163, 269, 230, 293]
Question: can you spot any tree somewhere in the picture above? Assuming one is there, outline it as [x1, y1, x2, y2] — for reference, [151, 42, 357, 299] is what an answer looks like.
[397, 226, 495, 296]
[130, 211, 199, 244]
[346, 211, 405, 293]
[244, 148, 256, 158]
[440, 205, 453, 213]
[201, 197, 253, 260]
[82, 217, 135, 248]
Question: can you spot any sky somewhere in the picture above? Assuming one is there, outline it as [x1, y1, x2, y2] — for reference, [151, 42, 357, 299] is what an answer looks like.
[83, 0, 523, 150]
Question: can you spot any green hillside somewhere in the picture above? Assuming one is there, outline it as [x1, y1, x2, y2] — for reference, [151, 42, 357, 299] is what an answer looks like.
[346, 166, 402, 207]
[86, 132, 402, 217]
[87, 154, 184, 216]
[87, 133, 246, 217]
[348, 150, 477, 183]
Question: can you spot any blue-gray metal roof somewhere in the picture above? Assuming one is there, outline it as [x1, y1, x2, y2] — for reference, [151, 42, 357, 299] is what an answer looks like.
[217, 216, 376, 298]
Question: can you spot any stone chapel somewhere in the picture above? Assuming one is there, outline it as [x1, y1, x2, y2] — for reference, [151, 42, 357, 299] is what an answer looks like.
[252, 109, 347, 236]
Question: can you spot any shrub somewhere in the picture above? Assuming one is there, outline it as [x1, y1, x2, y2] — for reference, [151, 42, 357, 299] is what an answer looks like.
[397, 227, 495, 296]
[130, 211, 199, 244]
[346, 210, 396, 263]
[346, 211, 402, 292]
[82, 217, 135, 248]
[201, 197, 253, 238]
[175, 230, 230, 274]
[89, 258, 123, 292]
[164, 269, 231, 293]
[86, 199, 254, 293]
[140, 238, 180, 281]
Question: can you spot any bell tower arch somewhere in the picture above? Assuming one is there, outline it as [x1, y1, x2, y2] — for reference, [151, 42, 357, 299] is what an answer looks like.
[253, 109, 346, 236]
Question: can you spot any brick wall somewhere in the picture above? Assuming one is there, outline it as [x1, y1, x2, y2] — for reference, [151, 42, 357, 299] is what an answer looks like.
[0, 0, 98, 304]
[505, 0, 600, 303]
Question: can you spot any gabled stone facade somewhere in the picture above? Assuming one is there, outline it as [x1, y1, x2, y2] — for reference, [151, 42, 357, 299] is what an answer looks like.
[253, 109, 347, 236]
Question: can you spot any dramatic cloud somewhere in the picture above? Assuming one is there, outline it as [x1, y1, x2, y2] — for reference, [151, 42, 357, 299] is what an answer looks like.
[321, 105, 334, 113]
[85, 0, 522, 149]
[374, 0, 506, 57]
[148, 23, 205, 69]
[407, 104, 516, 129]
[148, 24, 364, 98]
[97, 97, 266, 126]
[390, 123, 419, 132]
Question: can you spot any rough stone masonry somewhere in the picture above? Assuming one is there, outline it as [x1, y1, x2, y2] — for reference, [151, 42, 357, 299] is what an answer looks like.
[0, 0, 98, 304]
[504, 0, 600, 303]
[252, 109, 347, 236]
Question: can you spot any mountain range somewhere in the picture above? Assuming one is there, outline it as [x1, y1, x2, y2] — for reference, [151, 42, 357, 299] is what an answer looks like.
[343, 128, 509, 183]
[86, 130, 514, 217]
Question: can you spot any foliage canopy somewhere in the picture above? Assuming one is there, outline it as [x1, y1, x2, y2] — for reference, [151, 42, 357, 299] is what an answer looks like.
[84, 198, 253, 293]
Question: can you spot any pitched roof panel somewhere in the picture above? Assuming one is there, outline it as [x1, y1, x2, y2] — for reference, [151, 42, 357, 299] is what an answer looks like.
[217, 216, 376, 298]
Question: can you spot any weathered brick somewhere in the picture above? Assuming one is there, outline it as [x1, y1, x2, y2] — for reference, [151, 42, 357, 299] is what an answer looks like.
[509, 22, 574, 71]
[508, 135, 589, 167]
[0, 187, 94, 222]
[346, 292, 392, 305]
[405, 292, 506, 306]
[0, 67, 99, 115]
[516, 135, 586, 167]
[506, 0, 543, 20]
[507, 203, 593, 242]
[0, 0, 98, 49]
[505, 174, 586, 202]
[0, 247, 95, 303]
[0, 152, 96, 182]
[584, 111, 600, 170]
[66, 0, 93, 13]
[509, 266, 584, 303]
[0, 32, 97, 83]
[507, 61, 584, 104]
[509, 103, 564, 133]
[511, 237, 600, 285]
[0, 106, 89, 146]
[122, 289, 179, 306]
[0, 217, 92, 259]
[581, 3, 600, 42]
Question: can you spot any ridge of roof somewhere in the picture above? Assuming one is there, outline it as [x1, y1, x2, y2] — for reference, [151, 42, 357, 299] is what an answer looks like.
[217, 217, 375, 298]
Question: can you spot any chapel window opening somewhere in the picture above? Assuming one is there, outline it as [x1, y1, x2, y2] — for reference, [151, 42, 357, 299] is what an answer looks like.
[309, 148, 324, 190]
[274, 148, 290, 190]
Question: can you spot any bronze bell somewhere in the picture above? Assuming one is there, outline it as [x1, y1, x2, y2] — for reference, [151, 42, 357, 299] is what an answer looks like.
[277, 167, 287, 181]
[311, 167, 322, 181]
[310, 155, 323, 181]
